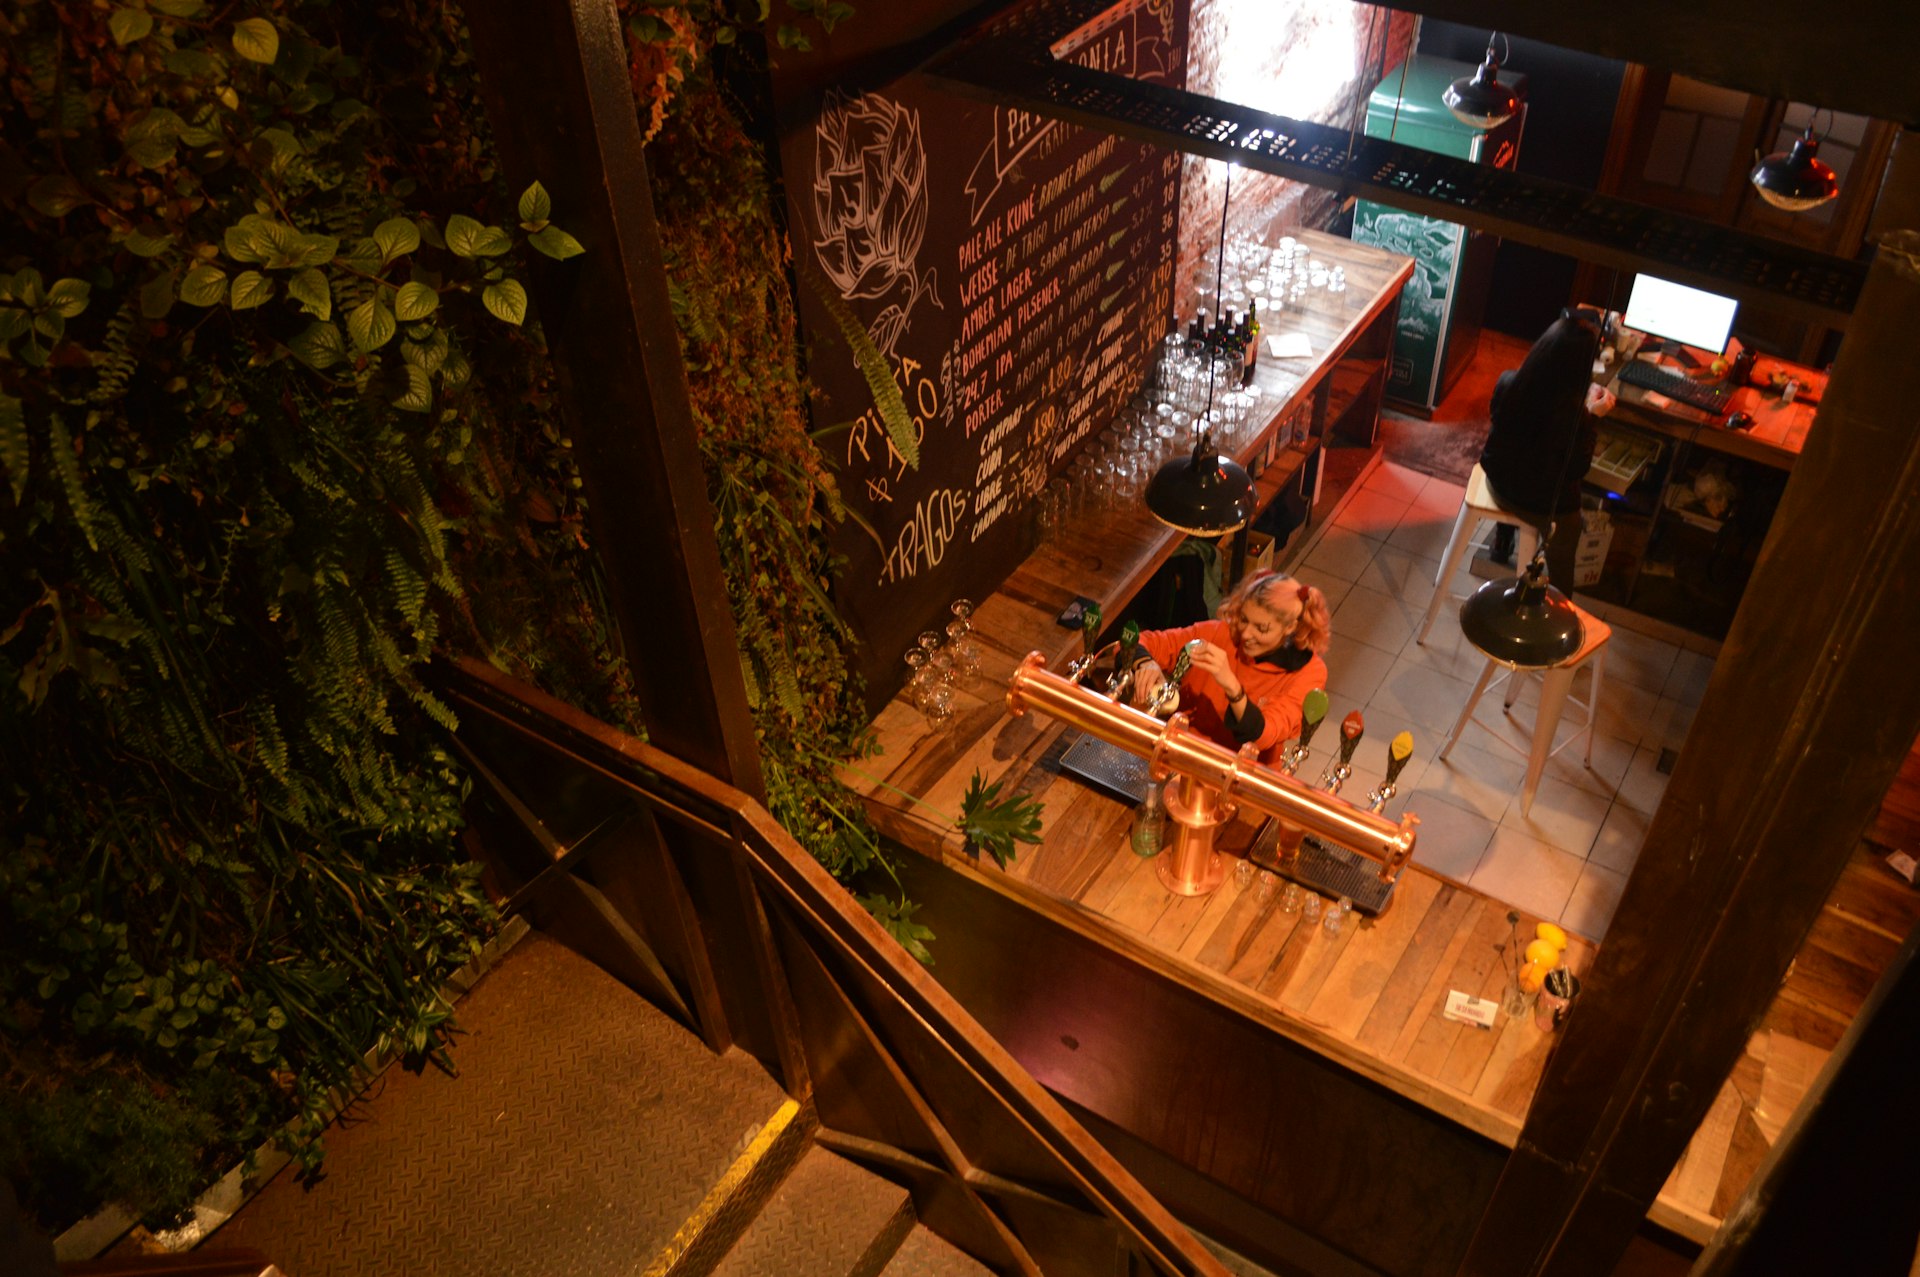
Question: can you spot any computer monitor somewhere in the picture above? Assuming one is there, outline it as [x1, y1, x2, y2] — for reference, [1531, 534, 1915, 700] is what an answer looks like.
[1622, 274, 1740, 356]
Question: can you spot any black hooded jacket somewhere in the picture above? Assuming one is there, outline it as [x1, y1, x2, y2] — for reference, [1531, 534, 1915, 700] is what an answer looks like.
[1478, 311, 1603, 517]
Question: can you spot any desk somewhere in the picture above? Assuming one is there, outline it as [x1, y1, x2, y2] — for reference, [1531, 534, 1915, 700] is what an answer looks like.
[1580, 345, 1827, 637]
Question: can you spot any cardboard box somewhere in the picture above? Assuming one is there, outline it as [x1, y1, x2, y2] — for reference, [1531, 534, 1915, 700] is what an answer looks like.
[1245, 530, 1276, 578]
[1573, 513, 1613, 587]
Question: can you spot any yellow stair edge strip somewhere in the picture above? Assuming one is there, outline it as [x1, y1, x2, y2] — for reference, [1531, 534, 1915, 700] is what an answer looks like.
[642, 1097, 804, 1277]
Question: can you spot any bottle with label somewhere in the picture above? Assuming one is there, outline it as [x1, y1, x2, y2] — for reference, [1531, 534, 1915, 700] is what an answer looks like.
[1241, 299, 1260, 387]
[1130, 777, 1168, 857]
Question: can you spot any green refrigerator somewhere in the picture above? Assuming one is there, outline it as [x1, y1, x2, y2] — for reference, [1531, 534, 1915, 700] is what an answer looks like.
[1353, 55, 1526, 414]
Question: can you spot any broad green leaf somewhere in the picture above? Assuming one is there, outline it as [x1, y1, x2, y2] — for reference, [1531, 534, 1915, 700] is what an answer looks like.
[224, 223, 269, 263]
[957, 771, 1044, 869]
[45, 279, 92, 319]
[339, 237, 383, 272]
[400, 325, 448, 373]
[441, 353, 472, 390]
[528, 225, 586, 261]
[229, 270, 273, 310]
[481, 279, 527, 326]
[518, 181, 552, 228]
[257, 127, 303, 166]
[178, 125, 217, 147]
[443, 214, 484, 258]
[346, 296, 396, 352]
[13, 271, 46, 306]
[232, 17, 279, 64]
[180, 264, 229, 306]
[470, 226, 513, 257]
[152, 0, 204, 15]
[109, 7, 153, 45]
[0, 393, 26, 505]
[0, 308, 30, 340]
[27, 176, 93, 219]
[121, 224, 175, 257]
[393, 282, 438, 321]
[139, 270, 177, 320]
[33, 311, 65, 342]
[287, 268, 331, 320]
[289, 234, 339, 269]
[373, 217, 420, 263]
[392, 365, 432, 412]
[288, 320, 346, 369]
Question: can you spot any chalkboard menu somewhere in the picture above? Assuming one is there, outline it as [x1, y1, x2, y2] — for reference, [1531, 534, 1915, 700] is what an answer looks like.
[779, 5, 1187, 708]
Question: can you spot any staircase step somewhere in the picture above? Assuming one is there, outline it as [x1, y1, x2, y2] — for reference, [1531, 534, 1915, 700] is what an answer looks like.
[711, 1148, 913, 1277]
[213, 932, 791, 1277]
[880, 1225, 994, 1276]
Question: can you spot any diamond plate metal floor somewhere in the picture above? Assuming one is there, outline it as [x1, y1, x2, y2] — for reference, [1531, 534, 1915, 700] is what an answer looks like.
[711, 1147, 912, 1277]
[211, 933, 787, 1277]
[882, 1225, 992, 1276]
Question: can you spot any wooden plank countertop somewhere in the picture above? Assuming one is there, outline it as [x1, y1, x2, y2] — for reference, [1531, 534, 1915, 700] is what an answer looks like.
[849, 684, 1595, 1150]
[1600, 343, 1826, 472]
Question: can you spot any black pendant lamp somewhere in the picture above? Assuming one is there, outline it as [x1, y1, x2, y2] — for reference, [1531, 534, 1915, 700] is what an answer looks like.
[1458, 547, 1583, 669]
[1750, 117, 1839, 212]
[1145, 429, 1257, 535]
[1443, 35, 1519, 129]
[1145, 161, 1257, 537]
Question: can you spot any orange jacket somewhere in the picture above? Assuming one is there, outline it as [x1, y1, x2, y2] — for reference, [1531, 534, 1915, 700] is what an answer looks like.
[1138, 619, 1328, 765]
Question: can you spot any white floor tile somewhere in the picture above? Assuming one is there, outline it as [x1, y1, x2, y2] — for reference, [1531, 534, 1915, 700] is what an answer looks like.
[1413, 734, 1528, 823]
[1404, 799, 1497, 880]
[1301, 526, 1384, 583]
[1539, 728, 1636, 799]
[1640, 695, 1698, 752]
[1616, 745, 1671, 815]
[1363, 461, 1429, 503]
[1592, 676, 1662, 749]
[1664, 649, 1715, 705]
[1334, 488, 1415, 538]
[1325, 637, 1399, 709]
[1500, 775, 1610, 859]
[1291, 565, 1352, 614]
[1589, 802, 1650, 875]
[1354, 545, 1442, 613]
[1370, 655, 1484, 739]
[1470, 827, 1585, 922]
[1385, 505, 1457, 561]
[1403, 607, 1497, 684]
[1416, 475, 1467, 512]
[1333, 582, 1421, 656]
[1561, 863, 1629, 941]
[1604, 625, 1680, 694]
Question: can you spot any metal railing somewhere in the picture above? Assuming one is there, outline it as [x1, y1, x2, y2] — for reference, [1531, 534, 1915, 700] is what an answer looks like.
[432, 658, 1228, 1276]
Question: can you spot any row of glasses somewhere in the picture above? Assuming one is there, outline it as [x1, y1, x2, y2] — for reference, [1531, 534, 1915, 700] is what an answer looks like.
[903, 599, 982, 731]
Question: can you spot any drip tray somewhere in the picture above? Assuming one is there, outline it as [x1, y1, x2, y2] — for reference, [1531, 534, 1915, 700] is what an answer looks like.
[1058, 732, 1150, 805]
[1248, 820, 1397, 917]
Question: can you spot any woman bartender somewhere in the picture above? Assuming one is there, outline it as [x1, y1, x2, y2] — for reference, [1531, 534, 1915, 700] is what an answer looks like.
[1129, 571, 1332, 765]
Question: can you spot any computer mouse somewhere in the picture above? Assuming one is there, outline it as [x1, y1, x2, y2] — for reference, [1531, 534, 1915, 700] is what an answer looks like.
[1724, 411, 1754, 431]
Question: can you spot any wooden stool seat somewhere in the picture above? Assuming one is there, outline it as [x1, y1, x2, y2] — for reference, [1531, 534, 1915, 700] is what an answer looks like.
[1438, 603, 1612, 815]
[1417, 463, 1539, 647]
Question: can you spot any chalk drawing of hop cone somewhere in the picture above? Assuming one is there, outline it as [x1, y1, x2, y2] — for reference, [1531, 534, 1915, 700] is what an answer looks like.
[811, 89, 942, 360]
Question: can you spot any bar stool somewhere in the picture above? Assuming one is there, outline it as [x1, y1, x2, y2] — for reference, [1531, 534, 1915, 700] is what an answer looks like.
[1438, 603, 1611, 815]
[1415, 464, 1539, 646]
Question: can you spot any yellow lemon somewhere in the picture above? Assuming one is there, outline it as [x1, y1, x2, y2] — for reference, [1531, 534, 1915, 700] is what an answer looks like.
[1535, 922, 1569, 949]
[1525, 937, 1564, 968]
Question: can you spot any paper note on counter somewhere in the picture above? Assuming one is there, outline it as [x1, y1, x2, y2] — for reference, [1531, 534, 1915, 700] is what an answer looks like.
[1443, 990, 1498, 1028]
[1268, 332, 1313, 359]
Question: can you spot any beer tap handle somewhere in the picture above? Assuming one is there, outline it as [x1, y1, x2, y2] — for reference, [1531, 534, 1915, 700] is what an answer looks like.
[1336, 710, 1365, 767]
[1295, 687, 1329, 752]
[1384, 730, 1414, 786]
[1080, 601, 1103, 660]
[1167, 639, 1199, 685]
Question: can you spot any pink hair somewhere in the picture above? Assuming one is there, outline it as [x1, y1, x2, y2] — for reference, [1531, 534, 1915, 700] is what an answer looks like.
[1218, 570, 1332, 655]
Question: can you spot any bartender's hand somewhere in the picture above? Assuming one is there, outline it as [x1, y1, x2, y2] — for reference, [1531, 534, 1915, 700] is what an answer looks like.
[1586, 383, 1616, 416]
[1130, 662, 1166, 707]
[1188, 641, 1243, 700]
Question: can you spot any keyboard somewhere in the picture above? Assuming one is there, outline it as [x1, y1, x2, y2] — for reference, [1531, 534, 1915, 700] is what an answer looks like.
[1617, 359, 1734, 414]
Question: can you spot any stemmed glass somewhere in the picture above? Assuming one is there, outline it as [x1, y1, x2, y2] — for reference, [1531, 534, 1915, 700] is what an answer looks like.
[946, 599, 982, 680]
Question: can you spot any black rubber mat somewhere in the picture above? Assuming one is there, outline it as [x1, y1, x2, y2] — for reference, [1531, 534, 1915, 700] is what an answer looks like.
[212, 933, 786, 1277]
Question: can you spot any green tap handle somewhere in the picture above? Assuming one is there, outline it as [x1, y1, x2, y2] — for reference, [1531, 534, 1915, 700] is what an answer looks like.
[1081, 601, 1102, 654]
[1168, 638, 1199, 684]
[1296, 687, 1329, 750]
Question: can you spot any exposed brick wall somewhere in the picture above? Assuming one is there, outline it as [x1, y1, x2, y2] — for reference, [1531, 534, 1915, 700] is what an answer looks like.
[1174, 2, 1417, 323]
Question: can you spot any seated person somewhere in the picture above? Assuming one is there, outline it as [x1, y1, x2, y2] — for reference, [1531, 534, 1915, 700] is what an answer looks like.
[1482, 306, 1616, 585]
[1130, 570, 1331, 765]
